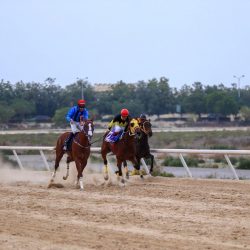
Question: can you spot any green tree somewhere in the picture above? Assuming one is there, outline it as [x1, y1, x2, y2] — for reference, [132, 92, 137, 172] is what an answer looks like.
[63, 79, 96, 111]
[52, 107, 69, 127]
[176, 84, 192, 114]
[185, 82, 206, 117]
[10, 99, 36, 121]
[0, 80, 14, 104]
[239, 106, 250, 121]
[206, 92, 238, 118]
[146, 77, 174, 116]
[95, 91, 113, 115]
[0, 103, 15, 123]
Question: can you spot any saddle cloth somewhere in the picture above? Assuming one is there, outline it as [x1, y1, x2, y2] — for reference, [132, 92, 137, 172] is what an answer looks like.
[105, 131, 123, 143]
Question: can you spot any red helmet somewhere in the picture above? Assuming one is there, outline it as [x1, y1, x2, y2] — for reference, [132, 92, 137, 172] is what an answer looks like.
[121, 108, 129, 117]
[78, 99, 86, 107]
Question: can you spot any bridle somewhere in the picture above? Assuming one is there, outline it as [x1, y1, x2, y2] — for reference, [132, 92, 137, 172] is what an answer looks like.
[118, 120, 141, 139]
[128, 124, 141, 139]
[140, 120, 152, 135]
[73, 120, 94, 148]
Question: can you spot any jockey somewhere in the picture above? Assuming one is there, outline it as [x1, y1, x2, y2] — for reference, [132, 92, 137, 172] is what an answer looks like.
[105, 108, 130, 143]
[63, 99, 89, 151]
[139, 113, 147, 124]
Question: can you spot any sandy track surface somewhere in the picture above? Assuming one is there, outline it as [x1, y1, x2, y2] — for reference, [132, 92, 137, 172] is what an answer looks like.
[0, 169, 250, 250]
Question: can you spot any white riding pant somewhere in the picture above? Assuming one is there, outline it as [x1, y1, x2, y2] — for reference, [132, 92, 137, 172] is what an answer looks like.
[111, 125, 123, 133]
[105, 125, 124, 142]
[70, 122, 83, 134]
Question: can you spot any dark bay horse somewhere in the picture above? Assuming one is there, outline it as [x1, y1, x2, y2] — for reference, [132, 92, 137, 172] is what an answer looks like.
[49, 119, 94, 190]
[101, 118, 141, 184]
[124, 118, 154, 176]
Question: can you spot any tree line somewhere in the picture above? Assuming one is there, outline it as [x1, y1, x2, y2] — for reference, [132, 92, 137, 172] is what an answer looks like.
[1, 77, 250, 125]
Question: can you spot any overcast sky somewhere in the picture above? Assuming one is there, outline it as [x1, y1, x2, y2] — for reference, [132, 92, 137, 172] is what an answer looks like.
[0, 0, 249, 89]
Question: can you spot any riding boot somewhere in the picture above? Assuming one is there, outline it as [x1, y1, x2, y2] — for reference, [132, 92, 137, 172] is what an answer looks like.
[63, 133, 74, 151]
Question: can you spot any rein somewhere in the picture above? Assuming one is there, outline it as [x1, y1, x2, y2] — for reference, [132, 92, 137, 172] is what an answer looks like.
[123, 129, 135, 136]
[140, 121, 151, 135]
[89, 137, 102, 145]
[128, 127, 139, 136]
[73, 121, 94, 149]
[128, 130, 136, 136]
[73, 138, 91, 149]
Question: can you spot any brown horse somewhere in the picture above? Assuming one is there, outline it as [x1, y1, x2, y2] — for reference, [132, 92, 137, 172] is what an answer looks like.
[101, 118, 141, 184]
[123, 118, 154, 176]
[50, 119, 94, 190]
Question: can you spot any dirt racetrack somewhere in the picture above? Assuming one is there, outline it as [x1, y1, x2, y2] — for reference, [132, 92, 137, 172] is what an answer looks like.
[0, 168, 250, 250]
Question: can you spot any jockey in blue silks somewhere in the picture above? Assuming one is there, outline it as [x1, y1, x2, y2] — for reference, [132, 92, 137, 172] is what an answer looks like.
[63, 99, 89, 151]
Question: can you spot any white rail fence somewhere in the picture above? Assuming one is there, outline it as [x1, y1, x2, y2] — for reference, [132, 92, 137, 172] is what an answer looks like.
[1, 146, 250, 180]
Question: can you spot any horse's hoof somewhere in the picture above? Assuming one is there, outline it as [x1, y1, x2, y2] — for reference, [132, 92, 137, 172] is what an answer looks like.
[104, 175, 109, 181]
[140, 175, 144, 179]
[126, 174, 129, 180]
[63, 176, 67, 180]
[121, 179, 125, 184]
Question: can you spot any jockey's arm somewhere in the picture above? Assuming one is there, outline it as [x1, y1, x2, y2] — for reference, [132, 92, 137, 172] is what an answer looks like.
[108, 120, 114, 130]
[83, 109, 89, 120]
[124, 116, 130, 131]
[108, 114, 121, 130]
[66, 107, 75, 122]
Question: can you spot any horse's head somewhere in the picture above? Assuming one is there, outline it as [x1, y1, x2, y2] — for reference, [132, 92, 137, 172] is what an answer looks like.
[140, 119, 153, 137]
[128, 118, 141, 138]
[82, 119, 94, 141]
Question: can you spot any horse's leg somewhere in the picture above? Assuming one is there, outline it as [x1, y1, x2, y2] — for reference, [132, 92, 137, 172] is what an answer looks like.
[131, 156, 142, 178]
[116, 158, 125, 184]
[77, 159, 87, 191]
[50, 149, 64, 183]
[79, 176, 84, 191]
[123, 161, 129, 179]
[137, 156, 144, 179]
[101, 145, 109, 181]
[63, 155, 71, 180]
[74, 160, 81, 190]
[149, 154, 154, 173]
[75, 177, 79, 187]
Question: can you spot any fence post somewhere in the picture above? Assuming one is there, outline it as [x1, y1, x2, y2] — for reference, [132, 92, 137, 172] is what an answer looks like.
[39, 150, 51, 171]
[179, 153, 192, 178]
[224, 154, 239, 180]
[12, 150, 24, 170]
[141, 158, 150, 175]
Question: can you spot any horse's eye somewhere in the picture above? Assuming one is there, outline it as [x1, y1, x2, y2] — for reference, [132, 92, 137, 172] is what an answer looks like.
[131, 123, 134, 127]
